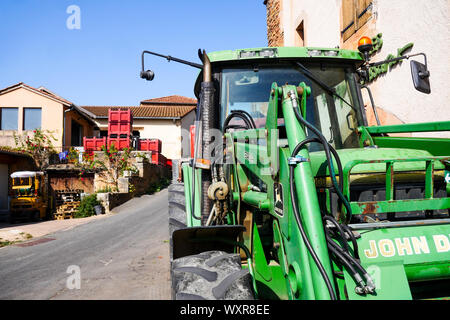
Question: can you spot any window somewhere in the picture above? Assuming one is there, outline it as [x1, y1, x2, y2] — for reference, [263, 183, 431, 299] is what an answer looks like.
[341, 0, 372, 41]
[71, 120, 83, 146]
[295, 20, 304, 46]
[0, 108, 18, 130]
[23, 108, 41, 131]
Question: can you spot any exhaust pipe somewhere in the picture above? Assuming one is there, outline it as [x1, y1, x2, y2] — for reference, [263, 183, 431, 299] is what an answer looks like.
[199, 50, 215, 224]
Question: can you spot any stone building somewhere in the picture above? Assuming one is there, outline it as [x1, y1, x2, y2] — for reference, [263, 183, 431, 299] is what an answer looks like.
[264, 0, 450, 136]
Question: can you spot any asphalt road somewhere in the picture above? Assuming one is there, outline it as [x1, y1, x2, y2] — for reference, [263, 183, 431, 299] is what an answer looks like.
[0, 189, 171, 300]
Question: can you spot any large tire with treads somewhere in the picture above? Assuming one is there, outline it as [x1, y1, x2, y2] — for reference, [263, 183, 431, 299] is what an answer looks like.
[168, 182, 187, 259]
[171, 250, 254, 300]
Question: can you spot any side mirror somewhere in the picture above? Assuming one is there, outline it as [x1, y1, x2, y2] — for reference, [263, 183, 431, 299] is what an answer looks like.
[410, 59, 430, 94]
[140, 70, 155, 81]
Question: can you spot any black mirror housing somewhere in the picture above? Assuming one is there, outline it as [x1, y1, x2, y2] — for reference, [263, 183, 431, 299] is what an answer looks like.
[410, 60, 430, 94]
[140, 70, 155, 81]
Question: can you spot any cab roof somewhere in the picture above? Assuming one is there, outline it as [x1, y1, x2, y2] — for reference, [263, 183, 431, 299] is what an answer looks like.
[11, 171, 44, 178]
[207, 46, 364, 63]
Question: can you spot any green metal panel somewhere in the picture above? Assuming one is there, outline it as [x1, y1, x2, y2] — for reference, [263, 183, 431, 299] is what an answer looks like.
[351, 198, 450, 215]
[372, 136, 450, 157]
[252, 223, 288, 300]
[363, 121, 450, 134]
[207, 46, 363, 64]
[342, 157, 450, 215]
[344, 261, 413, 300]
[310, 148, 443, 176]
[356, 224, 450, 273]
[181, 163, 202, 227]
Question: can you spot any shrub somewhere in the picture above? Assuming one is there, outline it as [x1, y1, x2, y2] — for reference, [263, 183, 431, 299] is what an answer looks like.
[75, 194, 101, 218]
[145, 177, 171, 195]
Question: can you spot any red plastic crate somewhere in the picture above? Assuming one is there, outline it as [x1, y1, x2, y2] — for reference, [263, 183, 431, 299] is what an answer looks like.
[139, 139, 162, 153]
[108, 109, 133, 123]
[108, 137, 131, 150]
[83, 137, 106, 152]
[151, 152, 166, 166]
[108, 122, 133, 135]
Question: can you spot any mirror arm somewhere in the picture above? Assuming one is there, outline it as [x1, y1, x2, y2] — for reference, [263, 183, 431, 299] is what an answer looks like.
[141, 50, 203, 72]
[369, 52, 428, 69]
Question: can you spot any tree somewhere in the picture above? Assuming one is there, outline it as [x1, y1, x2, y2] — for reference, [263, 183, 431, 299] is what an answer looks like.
[13, 129, 57, 170]
[69, 144, 137, 192]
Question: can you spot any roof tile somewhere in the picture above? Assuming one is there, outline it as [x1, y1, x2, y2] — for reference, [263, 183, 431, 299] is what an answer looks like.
[81, 105, 196, 119]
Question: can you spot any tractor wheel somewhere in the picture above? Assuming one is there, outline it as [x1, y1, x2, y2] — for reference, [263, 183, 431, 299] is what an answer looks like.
[168, 182, 187, 259]
[171, 250, 254, 300]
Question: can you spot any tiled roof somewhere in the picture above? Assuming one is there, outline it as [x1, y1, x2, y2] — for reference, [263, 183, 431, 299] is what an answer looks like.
[81, 105, 196, 119]
[0, 82, 73, 106]
[141, 95, 197, 105]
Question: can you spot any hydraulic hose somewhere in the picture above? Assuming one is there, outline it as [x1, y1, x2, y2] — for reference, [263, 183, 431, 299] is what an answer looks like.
[323, 215, 350, 253]
[291, 99, 353, 223]
[290, 137, 375, 297]
[223, 112, 252, 131]
[325, 231, 375, 294]
[289, 148, 337, 300]
[340, 223, 360, 260]
[231, 110, 256, 129]
[325, 235, 366, 292]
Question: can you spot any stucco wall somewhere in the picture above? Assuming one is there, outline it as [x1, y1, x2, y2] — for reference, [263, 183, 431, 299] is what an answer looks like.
[272, 0, 450, 137]
[0, 87, 64, 147]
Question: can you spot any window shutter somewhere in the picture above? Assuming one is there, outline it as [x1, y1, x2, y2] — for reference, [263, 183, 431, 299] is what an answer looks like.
[357, 0, 372, 29]
[342, 0, 356, 41]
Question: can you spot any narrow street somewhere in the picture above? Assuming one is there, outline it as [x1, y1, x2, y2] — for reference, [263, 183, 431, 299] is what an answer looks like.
[0, 190, 171, 300]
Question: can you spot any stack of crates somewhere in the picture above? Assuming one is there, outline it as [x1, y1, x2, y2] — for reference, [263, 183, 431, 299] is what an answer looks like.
[139, 139, 162, 153]
[139, 139, 168, 166]
[107, 109, 133, 150]
[83, 137, 106, 152]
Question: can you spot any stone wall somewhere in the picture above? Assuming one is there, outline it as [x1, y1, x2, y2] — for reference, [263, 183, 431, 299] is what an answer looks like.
[94, 151, 171, 212]
[48, 171, 94, 193]
[96, 192, 132, 214]
[265, 0, 284, 47]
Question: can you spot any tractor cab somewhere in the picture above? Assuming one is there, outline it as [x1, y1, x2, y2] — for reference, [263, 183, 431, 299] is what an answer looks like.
[194, 47, 366, 152]
[9, 171, 48, 223]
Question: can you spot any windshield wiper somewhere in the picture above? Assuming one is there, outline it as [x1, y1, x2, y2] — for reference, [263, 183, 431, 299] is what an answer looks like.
[294, 62, 356, 111]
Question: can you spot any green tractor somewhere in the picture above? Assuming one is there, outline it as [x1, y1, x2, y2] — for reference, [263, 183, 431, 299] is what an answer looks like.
[141, 37, 450, 300]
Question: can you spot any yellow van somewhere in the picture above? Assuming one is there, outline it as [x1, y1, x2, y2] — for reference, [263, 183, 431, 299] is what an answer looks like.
[9, 171, 48, 223]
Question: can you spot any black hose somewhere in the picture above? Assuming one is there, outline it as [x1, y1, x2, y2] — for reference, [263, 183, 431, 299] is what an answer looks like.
[223, 113, 252, 131]
[323, 215, 350, 253]
[224, 124, 249, 132]
[231, 110, 256, 129]
[292, 104, 353, 223]
[289, 160, 337, 300]
[291, 137, 343, 193]
[325, 235, 366, 290]
[290, 137, 372, 297]
[340, 223, 360, 260]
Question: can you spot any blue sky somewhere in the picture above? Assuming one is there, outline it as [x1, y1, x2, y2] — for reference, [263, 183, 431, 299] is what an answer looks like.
[0, 1, 267, 105]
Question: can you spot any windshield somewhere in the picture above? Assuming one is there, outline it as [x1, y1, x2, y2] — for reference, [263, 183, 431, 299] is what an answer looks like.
[13, 177, 31, 187]
[220, 63, 363, 150]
